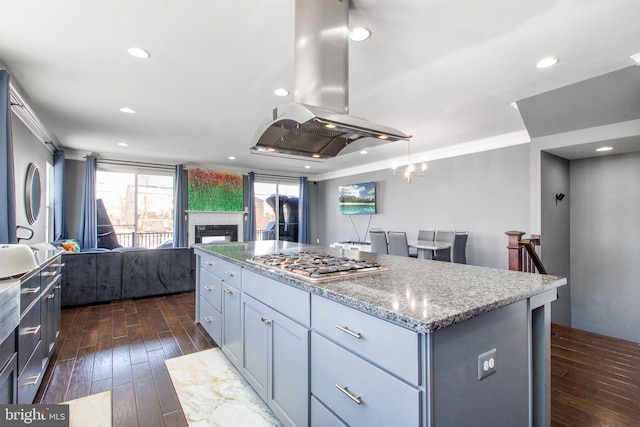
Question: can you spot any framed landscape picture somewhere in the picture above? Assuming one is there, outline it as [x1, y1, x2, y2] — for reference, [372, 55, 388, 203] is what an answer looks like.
[338, 181, 377, 215]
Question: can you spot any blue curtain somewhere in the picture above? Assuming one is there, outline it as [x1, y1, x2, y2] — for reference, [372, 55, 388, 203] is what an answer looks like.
[79, 156, 97, 249]
[299, 177, 310, 243]
[0, 70, 17, 244]
[173, 164, 188, 247]
[53, 149, 67, 240]
[244, 172, 256, 241]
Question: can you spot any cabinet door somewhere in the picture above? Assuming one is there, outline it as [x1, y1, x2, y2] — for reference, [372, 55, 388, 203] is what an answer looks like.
[241, 295, 269, 402]
[269, 306, 309, 427]
[0, 353, 17, 404]
[52, 278, 62, 344]
[242, 294, 310, 427]
[221, 284, 242, 368]
[41, 285, 55, 358]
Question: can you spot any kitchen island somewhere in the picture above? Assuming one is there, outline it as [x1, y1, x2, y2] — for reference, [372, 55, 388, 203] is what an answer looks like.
[193, 241, 566, 427]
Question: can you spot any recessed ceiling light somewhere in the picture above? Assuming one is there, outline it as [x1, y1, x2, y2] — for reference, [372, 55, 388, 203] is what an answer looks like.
[127, 47, 150, 59]
[596, 146, 613, 152]
[349, 27, 371, 42]
[119, 107, 136, 114]
[304, 165, 311, 169]
[536, 57, 559, 69]
[631, 53, 640, 65]
[117, 142, 128, 147]
[228, 156, 236, 160]
[324, 123, 336, 129]
[311, 153, 321, 158]
[274, 88, 290, 97]
[378, 134, 388, 140]
[360, 150, 368, 154]
[267, 147, 276, 152]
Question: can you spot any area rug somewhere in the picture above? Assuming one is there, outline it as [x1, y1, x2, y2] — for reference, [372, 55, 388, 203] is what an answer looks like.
[61, 390, 111, 427]
[165, 348, 282, 427]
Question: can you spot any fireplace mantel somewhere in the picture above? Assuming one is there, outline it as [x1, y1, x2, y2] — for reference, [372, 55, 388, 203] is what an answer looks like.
[187, 211, 245, 246]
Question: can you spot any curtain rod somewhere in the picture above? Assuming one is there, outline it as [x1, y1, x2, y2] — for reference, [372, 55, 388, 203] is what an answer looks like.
[254, 172, 302, 180]
[94, 157, 176, 170]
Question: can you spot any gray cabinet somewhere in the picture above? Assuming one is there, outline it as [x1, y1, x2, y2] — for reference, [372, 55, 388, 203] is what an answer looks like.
[0, 330, 17, 404]
[241, 294, 309, 427]
[221, 283, 241, 367]
[310, 294, 421, 427]
[16, 253, 62, 404]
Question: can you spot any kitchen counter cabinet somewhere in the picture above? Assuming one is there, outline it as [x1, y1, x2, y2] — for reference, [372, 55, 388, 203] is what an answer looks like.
[193, 242, 566, 427]
[0, 330, 17, 404]
[241, 293, 309, 427]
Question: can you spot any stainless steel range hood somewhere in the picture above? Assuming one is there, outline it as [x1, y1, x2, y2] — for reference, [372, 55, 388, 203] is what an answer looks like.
[250, 0, 410, 161]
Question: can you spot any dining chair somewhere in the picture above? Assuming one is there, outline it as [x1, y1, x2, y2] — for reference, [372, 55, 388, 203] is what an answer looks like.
[387, 231, 410, 257]
[451, 232, 469, 264]
[417, 229, 435, 241]
[433, 229, 456, 262]
[369, 230, 388, 254]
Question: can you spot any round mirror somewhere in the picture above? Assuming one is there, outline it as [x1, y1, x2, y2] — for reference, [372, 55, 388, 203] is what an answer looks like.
[25, 163, 41, 225]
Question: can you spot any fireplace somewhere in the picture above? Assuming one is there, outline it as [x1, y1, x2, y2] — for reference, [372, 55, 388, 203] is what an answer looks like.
[194, 225, 238, 244]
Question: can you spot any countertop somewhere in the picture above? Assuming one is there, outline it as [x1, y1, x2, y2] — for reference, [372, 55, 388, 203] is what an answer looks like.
[193, 241, 566, 333]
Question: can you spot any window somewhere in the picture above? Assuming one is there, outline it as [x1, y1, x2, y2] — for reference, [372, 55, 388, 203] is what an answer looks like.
[254, 180, 300, 242]
[96, 168, 174, 248]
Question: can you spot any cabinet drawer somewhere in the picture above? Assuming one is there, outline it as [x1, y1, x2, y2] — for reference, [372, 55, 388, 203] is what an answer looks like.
[311, 333, 420, 427]
[199, 297, 222, 345]
[18, 300, 41, 375]
[20, 274, 41, 314]
[242, 269, 310, 326]
[17, 340, 44, 404]
[0, 352, 17, 404]
[311, 396, 347, 427]
[311, 294, 419, 385]
[200, 255, 241, 289]
[199, 269, 222, 311]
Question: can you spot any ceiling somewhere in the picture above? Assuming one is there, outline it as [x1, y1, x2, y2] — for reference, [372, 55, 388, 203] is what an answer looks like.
[2, 0, 640, 178]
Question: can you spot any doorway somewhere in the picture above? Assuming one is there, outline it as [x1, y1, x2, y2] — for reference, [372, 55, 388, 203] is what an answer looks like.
[254, 181, 300, 241]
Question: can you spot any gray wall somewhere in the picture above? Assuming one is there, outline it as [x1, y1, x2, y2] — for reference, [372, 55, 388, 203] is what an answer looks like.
[317, 144, 531, 269]
[541, 152, 571, 326]
[570, 152, 640, 342]
[12, 117, 53, 243]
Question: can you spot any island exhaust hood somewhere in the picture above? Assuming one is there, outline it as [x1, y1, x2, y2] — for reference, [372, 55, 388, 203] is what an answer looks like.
[250, 0, 410, 161]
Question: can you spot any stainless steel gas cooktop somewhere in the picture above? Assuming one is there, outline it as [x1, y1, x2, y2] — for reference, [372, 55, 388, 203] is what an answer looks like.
[246, 252, 386, 283]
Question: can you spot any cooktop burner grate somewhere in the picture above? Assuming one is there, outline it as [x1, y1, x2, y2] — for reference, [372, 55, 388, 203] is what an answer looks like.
[246, 252, 386, 282]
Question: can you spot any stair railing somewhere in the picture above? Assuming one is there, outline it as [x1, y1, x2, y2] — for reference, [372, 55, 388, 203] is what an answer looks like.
[505, 231, 547, 274]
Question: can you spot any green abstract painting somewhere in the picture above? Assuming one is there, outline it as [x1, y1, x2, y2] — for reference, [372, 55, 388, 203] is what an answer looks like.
[188, 168, 243, 212]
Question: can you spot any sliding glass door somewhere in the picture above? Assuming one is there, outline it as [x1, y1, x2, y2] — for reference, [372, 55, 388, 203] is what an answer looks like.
[254, 181, 300, 241]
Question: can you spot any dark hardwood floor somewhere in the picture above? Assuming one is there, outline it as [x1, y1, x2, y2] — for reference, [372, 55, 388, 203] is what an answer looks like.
[551, 323, 640, 426]
[35, 292, 640, 426]
[34, 291, 215, 427]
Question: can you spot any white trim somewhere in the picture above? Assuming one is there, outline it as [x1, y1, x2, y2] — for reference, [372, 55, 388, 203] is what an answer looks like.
[311, 130, 531, 181]
[8, 80, 57, 152]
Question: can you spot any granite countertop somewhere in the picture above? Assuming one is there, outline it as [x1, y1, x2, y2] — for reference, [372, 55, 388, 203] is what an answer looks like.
[193, 241, 566, 333]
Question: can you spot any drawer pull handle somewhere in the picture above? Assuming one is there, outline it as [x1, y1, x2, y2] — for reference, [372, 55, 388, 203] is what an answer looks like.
[336, 384, 362, 405]
[336, 324, 362, 339]
[204, 286, 212, 291]
[54, 285, 61, 290]
[223, 271, 234, 277]
[223, 288, 233, 294]
[42, 271, 57, 276]
[23, 287, 41, 295]
[22, 374, 41, 387]
[50, 263, 65, 268]
[22, 325, 41, 335]
[204, 261, 214, 266]
[47, 294, 55, 300]
[261, 317, 272, 325]
[203, 316, 213, 323]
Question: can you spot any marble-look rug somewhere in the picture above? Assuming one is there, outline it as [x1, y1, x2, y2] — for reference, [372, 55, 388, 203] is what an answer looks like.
[165, 348, 283, 427]
[61, 390, 111, 427]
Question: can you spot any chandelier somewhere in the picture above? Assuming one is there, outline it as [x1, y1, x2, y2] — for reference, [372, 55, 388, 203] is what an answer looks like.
[391, 139, 427, 183]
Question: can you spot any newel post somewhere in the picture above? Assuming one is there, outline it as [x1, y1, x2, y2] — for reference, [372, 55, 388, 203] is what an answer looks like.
[506, 231, 525, 272]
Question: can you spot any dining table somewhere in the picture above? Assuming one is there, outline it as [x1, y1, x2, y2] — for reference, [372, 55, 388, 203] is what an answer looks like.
[408, 240, 452, 260]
